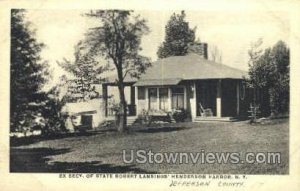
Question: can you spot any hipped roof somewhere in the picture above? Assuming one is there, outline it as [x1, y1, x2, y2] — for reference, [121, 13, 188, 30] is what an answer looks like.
[134, 78, 182, 86]
[104, 53, 247, 86]
[138, 54, 247, 82]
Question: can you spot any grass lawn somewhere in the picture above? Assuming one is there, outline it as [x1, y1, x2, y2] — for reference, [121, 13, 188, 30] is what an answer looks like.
[10, 118, 289, 174]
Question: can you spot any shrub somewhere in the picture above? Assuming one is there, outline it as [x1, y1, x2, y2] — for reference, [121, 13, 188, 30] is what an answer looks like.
[172, 109, 189, 122]
[137, 110, 152, 125]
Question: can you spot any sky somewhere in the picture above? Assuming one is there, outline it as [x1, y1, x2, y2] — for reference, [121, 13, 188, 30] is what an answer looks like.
[25, 9, 290, 87]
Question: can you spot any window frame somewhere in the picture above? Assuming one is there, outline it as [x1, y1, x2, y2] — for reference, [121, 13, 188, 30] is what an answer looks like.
[159, 87, 169, 111]
[148, 87, 158, 109]
[138, 87, 146, 100]
[171, 87, 185, 110]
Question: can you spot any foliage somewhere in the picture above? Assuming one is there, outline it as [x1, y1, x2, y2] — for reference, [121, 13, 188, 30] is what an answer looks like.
[58, 41, 107, 101]
[157, 11, 196, 58]
[137, 109, 172, 125]
[107, 98, 121, 114]
[10, 9, 50, 132]
[42, 78, 69, 134]
[248, 103, 260, 123]
[248, 40, 289, 115]
[137, 110, 151, 125]
[84, 10, 151, 132]
[171, 109, 189, 122]
[136, 109, 190, 124]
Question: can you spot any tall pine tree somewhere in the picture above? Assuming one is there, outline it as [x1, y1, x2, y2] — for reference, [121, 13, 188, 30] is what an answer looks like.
[10, 9, 49, 131]
[157, 11, 196, 58]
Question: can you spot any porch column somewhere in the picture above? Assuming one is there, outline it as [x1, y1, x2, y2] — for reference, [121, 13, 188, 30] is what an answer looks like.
[156, 87, 159, 110]
[216, 80, 222, 117]
[236, 81, 240, 116]
[168, 88, 172, 111]
[184, 86, 187, 109]
[130, 86, 136, 115]
[145, 88, 149, 110]
[102, 84, 108, 117]
[191, 82, 197, 120]
[130, 86, 135, 105]
[135, 86, 138, 116]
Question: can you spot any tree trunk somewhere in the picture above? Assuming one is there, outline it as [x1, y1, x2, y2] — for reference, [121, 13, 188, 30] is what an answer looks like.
[115, 56, 127, 132]
[117, 83, 127, 132]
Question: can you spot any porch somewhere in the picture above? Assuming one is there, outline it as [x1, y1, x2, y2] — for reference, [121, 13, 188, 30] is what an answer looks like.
[133, 78, 243, 121]
[102, 78, 244, 122]
[193, 79, 242, 119]
[102, 82, 137, 117]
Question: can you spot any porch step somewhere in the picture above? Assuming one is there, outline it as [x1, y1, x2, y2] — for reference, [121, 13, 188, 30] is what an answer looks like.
[194, 117, 236, 122]
[127, 117, 137, 126]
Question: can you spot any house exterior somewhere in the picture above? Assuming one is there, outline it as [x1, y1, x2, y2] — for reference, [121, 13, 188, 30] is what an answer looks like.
[102, 43, 249, 122]
[61, 81, 105, 131]
[62, 99, 105, 131]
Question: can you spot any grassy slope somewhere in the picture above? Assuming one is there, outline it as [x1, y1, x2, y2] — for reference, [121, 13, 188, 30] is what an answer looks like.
[11, 119, 289, 174]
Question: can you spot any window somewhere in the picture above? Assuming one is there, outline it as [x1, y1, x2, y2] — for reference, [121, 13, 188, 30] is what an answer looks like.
[148, 88, 158, 109]
[159, 88, 169, 111]
[171, 87, 184, 110]
[138, 87, 145, 100]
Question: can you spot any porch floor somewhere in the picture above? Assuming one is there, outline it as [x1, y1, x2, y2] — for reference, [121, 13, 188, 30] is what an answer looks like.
[105, 116, 237, 123]
[105, 116, 137, 120]
[194, 116, 236, 122]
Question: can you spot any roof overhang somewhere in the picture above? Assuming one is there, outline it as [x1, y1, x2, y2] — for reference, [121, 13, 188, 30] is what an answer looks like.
[134, 78, 182, 86]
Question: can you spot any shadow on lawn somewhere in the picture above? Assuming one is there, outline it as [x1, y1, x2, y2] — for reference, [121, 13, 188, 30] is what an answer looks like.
[10, 147, 155, 173]
[136, 126, 188, 133]
[10, 129, 116, 147]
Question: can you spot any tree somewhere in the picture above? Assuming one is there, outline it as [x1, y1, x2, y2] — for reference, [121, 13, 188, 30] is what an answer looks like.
[58, 41, 107, 101]
[10, 9, 50, 131]
[248, 40, 289, 116]
[43, 76, 69, 134]
[157, 11, 196, 58]
[85, 10, 151, 132]
[247, 38, 264, 107]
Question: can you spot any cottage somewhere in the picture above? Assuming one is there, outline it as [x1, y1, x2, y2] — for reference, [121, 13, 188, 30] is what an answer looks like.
[102, 43, 248, 122]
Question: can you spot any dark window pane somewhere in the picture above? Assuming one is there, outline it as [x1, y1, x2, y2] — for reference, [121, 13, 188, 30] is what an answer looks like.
[149, 88, 157, 98]
[159, 88, 168, 98]
[171, 87, 184, 94]
[149, 88, 158, 109]
[138, 87, 145, 100]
